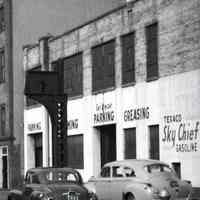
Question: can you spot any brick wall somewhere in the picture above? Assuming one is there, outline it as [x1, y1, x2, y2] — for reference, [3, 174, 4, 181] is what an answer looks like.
[47, 0, 200, 96]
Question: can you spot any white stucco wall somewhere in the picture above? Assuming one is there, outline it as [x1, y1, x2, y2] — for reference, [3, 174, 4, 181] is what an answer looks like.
[24, 106, 50, 173]
[24, 69, 200, 186]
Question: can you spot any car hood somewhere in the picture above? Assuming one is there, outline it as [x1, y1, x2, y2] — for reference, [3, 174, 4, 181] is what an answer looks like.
[45, 183, 88, 200]
[147, 172, 192, 198]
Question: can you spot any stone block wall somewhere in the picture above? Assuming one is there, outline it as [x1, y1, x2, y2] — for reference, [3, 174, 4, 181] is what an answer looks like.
[45, 0, 200, 98]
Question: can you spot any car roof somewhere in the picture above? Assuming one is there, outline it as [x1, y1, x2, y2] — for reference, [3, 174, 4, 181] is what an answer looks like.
[27, 167, 77, 173]
[103, 159, 168, 169]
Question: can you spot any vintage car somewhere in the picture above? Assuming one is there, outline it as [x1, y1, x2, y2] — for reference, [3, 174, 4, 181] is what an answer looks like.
[8, 167, 92, 200]
[85, 159, 192, 200]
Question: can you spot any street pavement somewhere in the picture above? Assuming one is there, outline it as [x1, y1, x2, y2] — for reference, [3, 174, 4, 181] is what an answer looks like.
[0, 190, 9, 200]
[0, 187, 200, 200]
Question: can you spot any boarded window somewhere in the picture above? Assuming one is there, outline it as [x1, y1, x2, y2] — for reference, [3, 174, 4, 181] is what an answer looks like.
[63, 53, 83, 97]
[0, 104, 5, 136]
[92, 40, 115, 92]
[146, 22, 158, 81]
[0, 49, 5, 83]
[124, 128, 136, 159]
[149, 125, 159, 160]
[67, 134, 84, 169]
[0, 6, 4, 33]
[121, 32, 135, 84]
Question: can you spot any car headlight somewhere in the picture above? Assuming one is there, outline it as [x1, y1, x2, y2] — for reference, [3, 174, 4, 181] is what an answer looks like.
[144, 183, 158, 194]
[37, 193, 54, 200]
[159, 189, 170, 199]
[88, 191, 98, 200]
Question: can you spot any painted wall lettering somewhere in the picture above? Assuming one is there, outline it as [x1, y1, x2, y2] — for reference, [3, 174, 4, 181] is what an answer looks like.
[68, 119, 79, 130]
[94, 103, 115, 124]
[124, 107, 150, 122]
[162, 114, 199, 153]
[28, 122, 41, 132]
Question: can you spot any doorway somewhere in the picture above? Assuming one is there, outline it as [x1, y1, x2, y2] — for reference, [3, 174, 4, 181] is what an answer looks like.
[33, 133, 43, 167]
[0, 146, 8, 189]
[99, 124, 116, 167]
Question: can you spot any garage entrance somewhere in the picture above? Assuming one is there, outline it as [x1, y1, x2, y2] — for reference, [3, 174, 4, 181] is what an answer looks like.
[99, 125, 116, 167]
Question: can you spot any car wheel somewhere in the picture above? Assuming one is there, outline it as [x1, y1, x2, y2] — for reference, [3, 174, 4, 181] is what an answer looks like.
[90, 193, 98, 200]
[8, 197, 15, 200]
[126, 193, 135, 200]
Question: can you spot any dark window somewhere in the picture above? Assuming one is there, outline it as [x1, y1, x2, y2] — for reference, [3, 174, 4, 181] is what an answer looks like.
[149, 125, 159, 160]
[112, 166, 123, 177]
[0, 104, 5, 136]
[92, 40, 115, 92]
[2, 155, 7, 188]
[172, 162, 181, 178]
[63, 53, 83, 97]
[34, 133, 43, 167]
[146, 22, 158, 81]
[121, 32, 135, 85]
[124, 128, 136, 159]
[0, 49, 5, 83]
[100, 167, 110, 177]
[100, 125, 116, 167]
[0, 6, 5, 33]
[124, 167, 136, 177]
[67, 134, 84, 169]
[26, 66, 42, 107]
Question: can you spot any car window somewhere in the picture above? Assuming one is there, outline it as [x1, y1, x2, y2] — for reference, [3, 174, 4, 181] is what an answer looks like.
[145, 164, 173, 173]
[124, 167, 136, 177]
[100, 167, 110, 178]
[25, 172, 31, 184]
[112, 166, 124, 177]
[31, 174, 40, 184]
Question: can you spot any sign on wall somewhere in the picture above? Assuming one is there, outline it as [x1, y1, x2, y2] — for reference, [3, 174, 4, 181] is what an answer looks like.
[27, 122, 42, 132]
[162, 114, 200, 153]
[92, 92, 116, 126]
[123, 107, 150, 122]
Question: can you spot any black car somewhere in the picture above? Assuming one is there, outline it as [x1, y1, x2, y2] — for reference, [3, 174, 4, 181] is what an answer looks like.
[8, 167, 92, 200]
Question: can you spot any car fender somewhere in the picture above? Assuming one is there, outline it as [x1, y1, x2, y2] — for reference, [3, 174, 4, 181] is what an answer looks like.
[8, 189, 23, 200]
[122, 181, 150, 200]
[84, 181, 97, 194]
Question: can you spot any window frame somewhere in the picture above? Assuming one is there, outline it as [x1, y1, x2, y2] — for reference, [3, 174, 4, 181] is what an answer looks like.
[0, 48, 5, 83]
[92, 39, 115, 93]
[124, 128, 137, 159]
[0, 5, 5, 33]
[121, 32, 136, 86]
[67, 134, 84, 169]
[100, 166, 111, 178]
[62, 52, 83, 98]
[149, 124, 160, 160]
[0, 103, 6, 136]
[145, 22, 159, 82]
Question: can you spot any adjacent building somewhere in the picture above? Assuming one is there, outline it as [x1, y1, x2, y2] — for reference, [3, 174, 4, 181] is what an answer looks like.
[0, 0, 122, 189]
[24, 0, 200, 187]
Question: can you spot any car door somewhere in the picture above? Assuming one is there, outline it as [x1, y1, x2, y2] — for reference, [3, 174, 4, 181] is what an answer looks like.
[110, 165, 125, 200]
[22, 172, 40, 200]
[95, 166, 111, 200]
[110, 166, 136, 200]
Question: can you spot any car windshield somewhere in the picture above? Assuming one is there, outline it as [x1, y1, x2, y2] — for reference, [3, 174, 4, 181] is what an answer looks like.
[28, 170, 81, 184]
[144, 164, 174, 174]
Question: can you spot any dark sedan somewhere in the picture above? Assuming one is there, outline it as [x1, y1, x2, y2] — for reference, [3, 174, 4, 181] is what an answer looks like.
[8, 167, 91, 200]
